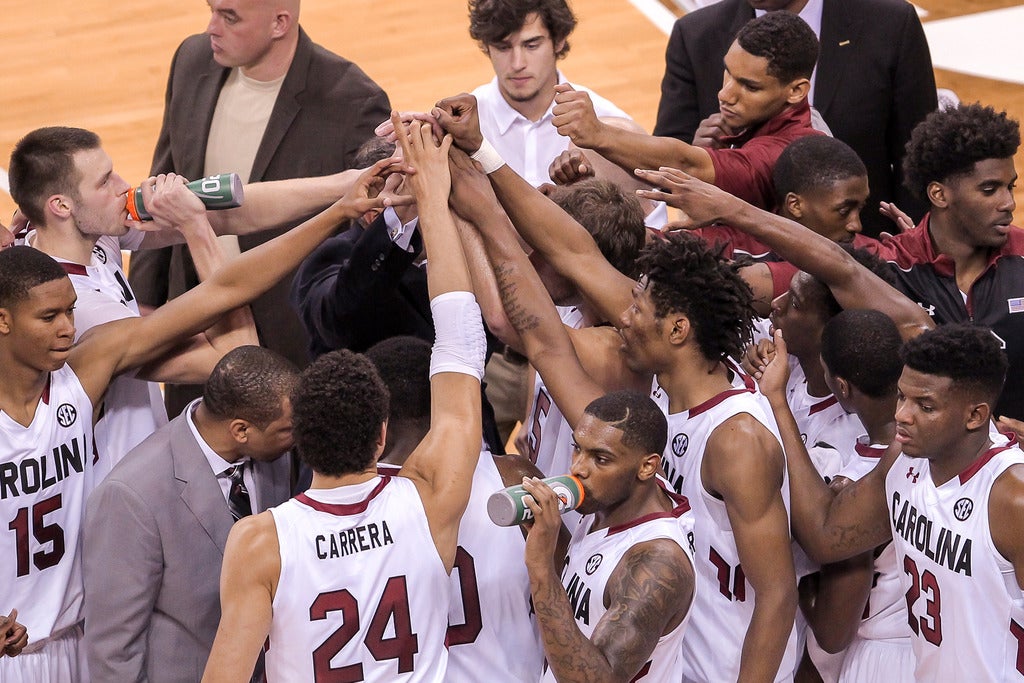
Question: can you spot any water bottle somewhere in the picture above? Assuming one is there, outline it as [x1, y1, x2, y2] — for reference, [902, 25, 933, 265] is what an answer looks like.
[487, 474, 585, 526]
[126, 173, 244, 221]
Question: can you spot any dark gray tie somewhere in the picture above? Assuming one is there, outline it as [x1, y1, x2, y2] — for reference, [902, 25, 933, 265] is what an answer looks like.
[224, 464, 252, 521]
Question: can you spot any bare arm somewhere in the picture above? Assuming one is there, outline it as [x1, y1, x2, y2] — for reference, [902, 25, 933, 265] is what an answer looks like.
[201, 513, 279, 682]
[522, 478, 694, 683]
[550, 84, 715, 182]
[705, 415, 798, 682]
[434, 93, 636, 326]
[387, 117, 482, 573]
[69, 160, 403, 408]
[990, 464, 1024, 591]
[638, 168, 933, 341]
[761, 331, 896, 563]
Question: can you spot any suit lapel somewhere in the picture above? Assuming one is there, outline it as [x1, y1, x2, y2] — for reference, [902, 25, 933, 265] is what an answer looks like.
[181, 63, 230, 179]
[814, 0, 860, 116]
[171, 416, 234, 553]
[249, 28, 312, 182]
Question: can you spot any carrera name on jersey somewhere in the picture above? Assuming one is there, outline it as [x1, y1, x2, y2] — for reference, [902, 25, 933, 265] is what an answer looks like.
[891, 490, 972, 576]
[0, 435, 88, 500]
[315, 520, 395, 559]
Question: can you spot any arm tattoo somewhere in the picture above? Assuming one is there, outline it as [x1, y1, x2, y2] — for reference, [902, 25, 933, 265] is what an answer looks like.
[492, 261, 541, 333]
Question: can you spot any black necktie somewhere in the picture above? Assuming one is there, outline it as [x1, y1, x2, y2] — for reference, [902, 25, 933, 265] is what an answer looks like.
[225, 464, 252, 521]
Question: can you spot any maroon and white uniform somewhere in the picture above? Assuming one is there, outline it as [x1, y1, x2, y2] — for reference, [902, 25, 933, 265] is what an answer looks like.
[786, 359, 864, 463]
[0, 366, 94, 681]
[832, 439, 913, 682]
[446, 452, 543, 682]
[34, 231, 167, 472]
[652, 369, 798, 682]
[266, 476, 450, 681]
[886, 439, 1024, 681]
[541, 487, 696, 682]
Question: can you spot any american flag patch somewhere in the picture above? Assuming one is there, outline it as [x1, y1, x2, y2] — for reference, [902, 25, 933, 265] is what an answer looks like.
[1009, 298, 1024, 314]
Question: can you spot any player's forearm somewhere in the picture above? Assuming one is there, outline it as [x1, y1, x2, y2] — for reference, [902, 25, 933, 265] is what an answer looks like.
[210, 170, 363, 236]
[764, 390, 841, 561]
[805, 554, 874, 653]
[738, 584, 798, 683]
[419, 200, 473, 299]
[591, 126, 709, 180]
[455, 215, 524, 352]
[528, 561, 619, 683]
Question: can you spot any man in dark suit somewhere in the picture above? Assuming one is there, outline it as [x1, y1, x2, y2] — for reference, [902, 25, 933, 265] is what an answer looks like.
[129, 0, 390, 415]
[654, 0, 936, 237]
[82, 346, 297, 683]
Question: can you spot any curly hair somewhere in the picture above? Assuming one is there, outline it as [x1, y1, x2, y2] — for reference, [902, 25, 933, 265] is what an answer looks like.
[900, 324, 1008, 404]
[0, 247, 70, 309]
[821, 309, 903, 398]
[736, 11, 819, 84]
[547, 179, 646, 278]
[773, 136, 867, 204]
[291, 349, 390, 477]
[634, 232, 754, 363]
[469, 0, 576, 58]
[902, 103, 1020, 201]
[9, 127, 101, 227]
[583, 391, 668, 457]
[202, 346, 300, 429]
[365, 336, 432, 426]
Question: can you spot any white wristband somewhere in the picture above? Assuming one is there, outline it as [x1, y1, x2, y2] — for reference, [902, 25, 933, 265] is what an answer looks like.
[470, 139, 506, 175]
[429, 291, 486, 380]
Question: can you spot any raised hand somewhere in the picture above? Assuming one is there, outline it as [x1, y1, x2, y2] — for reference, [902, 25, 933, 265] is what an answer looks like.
[757, 329, 792, 399]
[741, 337, 776, 381]
[551, 83, 605, 149]
[692, 113, 735, 149]
[634, 167, 741, 229]
[433, 94, 484, 154]
[333, 155, 415, 221]
[548, 148, 594, 185]
[132, 173, 206, 234]
[520, 477, 564, 571]
[374, 111, 445, 147]
[448, 148, 501, 226]
[391, 111, 454, 209]
[878, 201, 915, 240]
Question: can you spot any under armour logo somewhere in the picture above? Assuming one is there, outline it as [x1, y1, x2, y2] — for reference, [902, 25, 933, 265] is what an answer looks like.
[585, 553, 603, 575]
[906, 467, 920, 483]
[56, 403, 78, 428]
[917, 302, 936, 317]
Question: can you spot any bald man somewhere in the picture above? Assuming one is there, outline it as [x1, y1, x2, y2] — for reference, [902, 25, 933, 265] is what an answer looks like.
[129, 0, 390, 415]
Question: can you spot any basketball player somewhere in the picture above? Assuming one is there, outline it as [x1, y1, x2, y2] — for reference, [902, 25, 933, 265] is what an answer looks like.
[0, 161, 397, 680]
[435, 98, 798, 681]
[523, 390, 695, 681]
[366, 335, 553, 683]
[764, 323, 1024, 681]
[201, 117, 485, 681]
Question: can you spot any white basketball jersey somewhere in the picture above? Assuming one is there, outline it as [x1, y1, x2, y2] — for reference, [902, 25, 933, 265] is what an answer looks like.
[786, 359, 864, 458]
[51, 233, 166, 472]
[541, 487, 696, 682]
[837, 440, 909, 644]
[446, 453, 543, 682]
[0, 366, 95, 642]
[886, 443, 1024, 681]
[266, 476, 450, 682]
[651, 369, 798, 682]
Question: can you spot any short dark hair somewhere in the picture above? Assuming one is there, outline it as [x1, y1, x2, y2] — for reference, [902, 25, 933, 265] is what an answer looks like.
[365, 336, 432, 425]
[773, 136, 867, 204]
[900, 324, 1008, 405]
[9, 127, 101, 227]
[821, 309, 903, 398]
[634, 232, 754, 363]
[469, 0, 577, 58]
[291, 349, 390, 477]
[353, 136, 396, 169]
[202, 346, 300, 428]
[0, 246, 70, 309]
[546, 179, 646, 278]
[583, 390, 668, 457]
[903, 103, 1020, 201]
[735, 12, 819, 84]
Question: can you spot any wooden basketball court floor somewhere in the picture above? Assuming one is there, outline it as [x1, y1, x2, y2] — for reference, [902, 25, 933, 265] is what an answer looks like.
[1, 0, 1021, 223]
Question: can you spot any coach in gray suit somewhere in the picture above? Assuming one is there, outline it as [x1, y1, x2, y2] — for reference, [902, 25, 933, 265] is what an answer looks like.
[83, 347, 297, 682]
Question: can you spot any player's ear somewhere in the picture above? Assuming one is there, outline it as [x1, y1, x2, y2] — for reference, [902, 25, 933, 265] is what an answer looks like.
[668, 316, 690, 345]
[229, 418, 250, 444]
[374, 420, 388, 458]
[637, 453, 661, 481]
[46, 194, 73, 221]
[965, 401, 991, 432]
[926, 181, 948, 209]
[0, 307, 12, 334]
[270, 10, 293, 39]
[784, 192, 803, 220]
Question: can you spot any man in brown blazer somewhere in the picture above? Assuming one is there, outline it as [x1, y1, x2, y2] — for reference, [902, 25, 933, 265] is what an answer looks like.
[129, 0, 390, 416]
